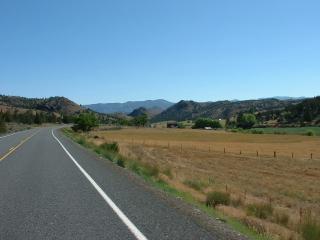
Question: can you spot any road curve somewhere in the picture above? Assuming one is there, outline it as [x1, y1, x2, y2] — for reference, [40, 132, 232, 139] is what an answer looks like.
[0, 127, 223, 239]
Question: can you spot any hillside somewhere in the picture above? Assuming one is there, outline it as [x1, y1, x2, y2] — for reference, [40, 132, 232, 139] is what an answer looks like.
[152, 98, 303, 122]
[86, 99, 174, 114]
[128, 107, 163, 118]
[257, 96, 320, 126]
[0, 95, 84, 115]
[287, 96, 320, 123]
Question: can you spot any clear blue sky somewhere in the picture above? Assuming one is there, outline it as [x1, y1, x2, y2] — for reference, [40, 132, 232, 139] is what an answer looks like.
[1, 0, 319, 104]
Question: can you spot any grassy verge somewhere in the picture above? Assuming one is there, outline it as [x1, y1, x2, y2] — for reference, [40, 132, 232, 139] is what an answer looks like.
[62, 128, 271, 240]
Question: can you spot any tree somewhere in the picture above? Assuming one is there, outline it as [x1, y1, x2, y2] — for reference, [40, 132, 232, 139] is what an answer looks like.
[303, 107, 313, 122]
[237, 113, 257, 129]
[21, 110, 34, 124]
[47, 113, 57, 123]
[192, 118, 222, 129]
[13, 109, 19, 122]
[62, 115, 74, 124]
[34, 112, 44, 125]
[72, 113, 98, 132]
[0, 117, 7, 133]
[4, 111, 13, 122]
[225, 118, 237, 129]
[117, 118, 130, 126]
[132, 114, 148, 127]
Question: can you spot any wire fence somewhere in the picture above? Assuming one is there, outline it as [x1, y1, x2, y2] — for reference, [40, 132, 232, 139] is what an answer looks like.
[105, 137, 318, 161]
[103, 136, 320, 227]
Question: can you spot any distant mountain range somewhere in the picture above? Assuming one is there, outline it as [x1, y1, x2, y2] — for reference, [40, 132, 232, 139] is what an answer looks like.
[2, 94, 317, 126]
[151, 98, 304, 122]
[85, 99, 174, 114]
[261, 96, 306, 101]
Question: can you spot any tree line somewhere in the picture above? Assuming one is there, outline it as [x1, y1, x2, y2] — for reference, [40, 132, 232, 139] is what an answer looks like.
[192, 114, 257, 130]
[0, 109, 77, 133]
[0, 109, 62, 124]
[255, 97, 320, 126]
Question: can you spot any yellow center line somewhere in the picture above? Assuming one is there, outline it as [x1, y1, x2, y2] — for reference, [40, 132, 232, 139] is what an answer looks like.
[0, 131, 39, 162]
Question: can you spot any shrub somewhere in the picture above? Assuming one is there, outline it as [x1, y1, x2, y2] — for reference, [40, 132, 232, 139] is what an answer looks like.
[273, 130, 287, 135]
[183, 179, 207, 191]
[305, 130, 315, 136]
[100, 142, 119, 153]
[142, 163, 159, 177]
[206, 191, 230, 207]
[116, 157, 125, 168]
[128, 161, 140, 174]
[192, 118, 222, 129]
[251, 129, 264, 134]
[76, 137, 86, 145]
[301, 213, 320, 240]
[96, 142, 119, 162]
[246, 203, 273, 219]
[94, 148, 101, 154]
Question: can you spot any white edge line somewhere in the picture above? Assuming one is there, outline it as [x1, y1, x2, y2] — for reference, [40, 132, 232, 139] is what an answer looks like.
[51, 129, 148, 240]
[0, 128, 33, 139]
[0, 132, 17, 139]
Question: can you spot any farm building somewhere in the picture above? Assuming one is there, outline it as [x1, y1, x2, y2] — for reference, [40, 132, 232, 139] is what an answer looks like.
[167, 121, 178, 128]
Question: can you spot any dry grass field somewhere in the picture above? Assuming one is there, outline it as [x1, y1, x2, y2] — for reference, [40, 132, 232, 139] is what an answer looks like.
[86, 127, 320, 239]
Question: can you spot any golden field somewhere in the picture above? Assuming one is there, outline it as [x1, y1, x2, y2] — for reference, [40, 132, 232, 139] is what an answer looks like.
[86, 127, 320, 239]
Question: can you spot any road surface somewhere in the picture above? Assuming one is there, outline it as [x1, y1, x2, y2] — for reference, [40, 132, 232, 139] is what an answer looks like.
[0, 127, 237, 240]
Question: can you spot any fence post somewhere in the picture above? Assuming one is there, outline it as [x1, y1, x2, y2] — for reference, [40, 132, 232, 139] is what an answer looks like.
[291, 152, 294, 159]
[240, 150, 242, 155]
[311, 153, 313, 160]
[225, 184, 228, 193]
[256, 151, 259, 157]
[274, 151, 277, 158]
[224, 147, 226, 154]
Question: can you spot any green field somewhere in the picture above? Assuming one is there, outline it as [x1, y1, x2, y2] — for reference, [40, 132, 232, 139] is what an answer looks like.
[248, 127, 320, 136]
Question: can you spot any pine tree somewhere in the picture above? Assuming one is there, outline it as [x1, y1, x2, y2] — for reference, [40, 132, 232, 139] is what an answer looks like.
[0, 118, 7, 133]
[34, 112, 43, 125]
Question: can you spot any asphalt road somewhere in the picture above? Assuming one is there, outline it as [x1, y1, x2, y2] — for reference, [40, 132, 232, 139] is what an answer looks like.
[0, 127, 220, 240]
